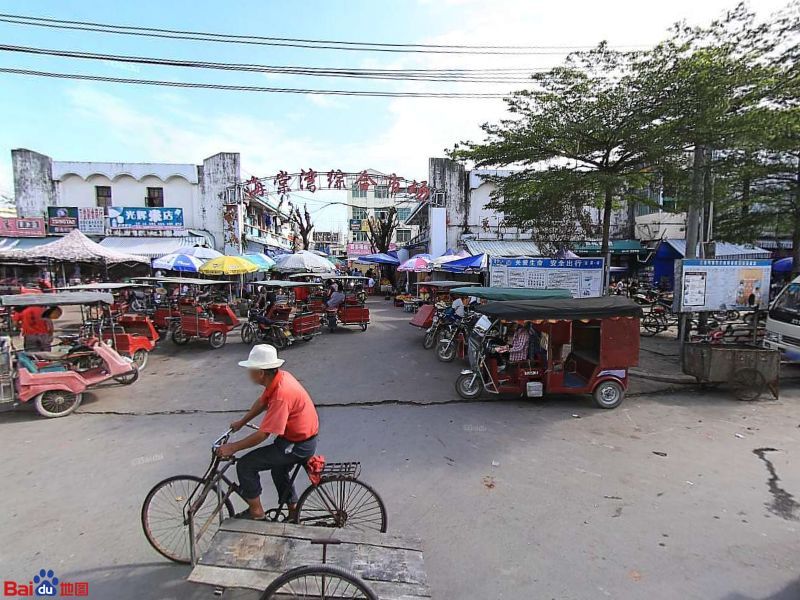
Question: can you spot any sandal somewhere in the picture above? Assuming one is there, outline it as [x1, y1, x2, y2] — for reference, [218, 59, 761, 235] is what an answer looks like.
[233, 509, 265, 520]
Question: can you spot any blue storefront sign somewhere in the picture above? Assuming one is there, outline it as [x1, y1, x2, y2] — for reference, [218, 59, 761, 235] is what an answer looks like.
[108, 207, 184, 230]
[489, 257, 605, 297]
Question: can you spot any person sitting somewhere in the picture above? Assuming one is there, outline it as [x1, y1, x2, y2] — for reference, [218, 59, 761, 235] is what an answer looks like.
[496, 323, 530, 372]
[451, 295, 466, 319]
[326, 285, 345, 310]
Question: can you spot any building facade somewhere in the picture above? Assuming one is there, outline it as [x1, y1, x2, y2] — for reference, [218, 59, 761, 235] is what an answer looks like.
[345, 169, 418, 258]
[9, 148, 294, 256]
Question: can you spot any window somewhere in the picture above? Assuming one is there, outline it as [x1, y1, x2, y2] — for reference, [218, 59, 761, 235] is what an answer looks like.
[396, 207, 411, 222]
[375, 185, 389, 199]
[375, 209, 389, 222]
[352, 207, 368, 220]
[352, 231, 368, 242]
[396, 229, 411, 243]
[95, 186, 112, 209]
[146, 187, 164, 208]
[351, 184, 367, 199]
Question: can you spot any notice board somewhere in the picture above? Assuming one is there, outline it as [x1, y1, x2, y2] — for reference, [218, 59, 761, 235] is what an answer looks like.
[674, 258, 771, 312]
[489, 257, 604, 297]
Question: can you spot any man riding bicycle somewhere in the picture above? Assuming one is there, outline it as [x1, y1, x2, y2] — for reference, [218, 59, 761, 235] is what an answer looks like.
[216, 344, 319, 520]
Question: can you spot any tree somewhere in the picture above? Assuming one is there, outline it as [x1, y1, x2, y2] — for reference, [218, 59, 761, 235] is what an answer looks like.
[366, 207, 398, 254]
[450, 44, 674, 257]
[289, 203, 314, 251]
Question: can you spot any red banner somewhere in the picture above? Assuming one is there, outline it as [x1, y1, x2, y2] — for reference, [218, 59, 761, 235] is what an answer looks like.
[0, 217, 46, 237]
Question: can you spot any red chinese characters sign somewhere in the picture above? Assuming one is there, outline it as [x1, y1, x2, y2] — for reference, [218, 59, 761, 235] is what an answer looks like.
[0, 217, 46, 237]
[238, 170, 431, 202]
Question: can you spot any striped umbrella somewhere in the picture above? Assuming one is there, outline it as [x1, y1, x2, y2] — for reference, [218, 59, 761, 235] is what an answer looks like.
[180, 246, 223, 260]
[152, 252, 206, 272]
[241, 252, 276, 272]
[200, 255, 259, 276]
[398, 256, 432, 272]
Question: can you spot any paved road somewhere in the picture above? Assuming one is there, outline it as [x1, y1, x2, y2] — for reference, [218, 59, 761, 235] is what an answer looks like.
[1, 300, 799, 599]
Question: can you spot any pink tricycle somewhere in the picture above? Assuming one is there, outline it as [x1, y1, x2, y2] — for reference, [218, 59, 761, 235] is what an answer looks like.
[0, 291, 139, 418]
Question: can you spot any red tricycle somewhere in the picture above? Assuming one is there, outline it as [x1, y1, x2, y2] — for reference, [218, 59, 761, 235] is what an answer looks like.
[455, 297, 642, 409]
[321, 275, 370, 332]
[243, 281, 321, 348]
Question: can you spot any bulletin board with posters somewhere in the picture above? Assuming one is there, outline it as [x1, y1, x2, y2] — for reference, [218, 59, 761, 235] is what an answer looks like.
[674, 258, 771, 313]
[489, 257, 605, 298]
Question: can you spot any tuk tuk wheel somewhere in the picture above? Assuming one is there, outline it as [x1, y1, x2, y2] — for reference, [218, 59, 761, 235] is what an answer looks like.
[241, 323, 256, 344]
[34, 391, 83, 418]
[114, 366, 140, 385]
[731, 368, 766, 401]
[593, 380, 624, 409]
[171, 327, 190, 346]
[208, 331, 226, 349]
[455, 373, 482, 400]
[360, 322, 368, 332]
[131, 349, 148, 371]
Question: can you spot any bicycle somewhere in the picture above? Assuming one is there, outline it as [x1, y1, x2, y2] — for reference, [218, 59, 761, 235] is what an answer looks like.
[141, 423, 388, 565]
[260, 538, 377, 600]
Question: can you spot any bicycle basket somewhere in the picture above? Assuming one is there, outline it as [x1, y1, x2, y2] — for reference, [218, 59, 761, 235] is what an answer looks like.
[320, 461, 361, 480]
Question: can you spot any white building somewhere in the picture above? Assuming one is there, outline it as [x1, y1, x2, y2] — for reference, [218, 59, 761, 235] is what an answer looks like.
[10, 148, 293, 256]
[345, 169, 418, 258]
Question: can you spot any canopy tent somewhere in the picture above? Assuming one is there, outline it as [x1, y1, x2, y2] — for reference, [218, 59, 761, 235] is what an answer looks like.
[152, 252, 206, 273]
[241, 252, 276, 272]
[450, 286, 571, 301]
[356, 253, 400, 266]
[272, 250, 336, 273]
[476, 296, 642, 321]
[430, 254, 466, 268]
[200, 255, 259, 276]
[773, 257, 793, 273]
[440, 253, 487, 272]
[98, 235, 210, 259]
[0, 291, 114, 307]
[0, 229, 147, 264]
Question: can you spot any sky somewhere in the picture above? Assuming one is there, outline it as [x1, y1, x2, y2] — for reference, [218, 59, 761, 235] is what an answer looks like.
[0, 0, 789, 233]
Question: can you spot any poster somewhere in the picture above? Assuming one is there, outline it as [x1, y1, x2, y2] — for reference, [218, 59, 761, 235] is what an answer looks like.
[47, 206, 79, 234]
[349, 219, 361, 232]
[108, 207, 184, 229]
[78, 207, 106, 235]
[675, 259, 771, 312]
[0, 217, 46, 238]
[489, 257, 605, 298]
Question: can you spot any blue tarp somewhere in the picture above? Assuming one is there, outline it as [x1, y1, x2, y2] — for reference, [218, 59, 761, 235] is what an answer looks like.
[441, 253, 486, 272]
[356, 253, 400, 266]
[773, 257, 793, 273]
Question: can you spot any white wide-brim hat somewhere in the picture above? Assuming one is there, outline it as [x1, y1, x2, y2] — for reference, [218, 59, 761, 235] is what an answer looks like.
[238, 344, 285, 369]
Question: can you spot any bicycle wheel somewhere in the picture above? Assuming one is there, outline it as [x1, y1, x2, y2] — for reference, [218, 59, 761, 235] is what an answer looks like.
[296, 476, 387, 533]
[260, 565, 377, 600]
[640, 313, 661, 337]
[141, 475, 234, 564]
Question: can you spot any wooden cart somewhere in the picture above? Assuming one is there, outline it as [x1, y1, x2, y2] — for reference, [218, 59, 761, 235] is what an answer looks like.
[681, 342, 780, 401]
[189, 519, 431, 599]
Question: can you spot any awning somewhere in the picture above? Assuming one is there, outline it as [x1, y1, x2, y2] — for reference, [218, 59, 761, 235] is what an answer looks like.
[99, 235, 208, 259]
[463, 239, 540, 257]
[572, 240, 644, 255]
[660, 239, 771, 260]
[0, 236, 63, 251]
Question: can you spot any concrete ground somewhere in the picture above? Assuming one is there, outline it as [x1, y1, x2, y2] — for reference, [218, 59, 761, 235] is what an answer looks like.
[1, 299, 799, 600]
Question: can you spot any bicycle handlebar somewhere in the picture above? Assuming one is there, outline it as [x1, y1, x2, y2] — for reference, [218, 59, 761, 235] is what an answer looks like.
[212, 422, 259, 449]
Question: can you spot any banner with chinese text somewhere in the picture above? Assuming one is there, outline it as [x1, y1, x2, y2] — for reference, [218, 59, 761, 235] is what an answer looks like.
[489, 257, 604, 298]
[108, 207, 184, 230]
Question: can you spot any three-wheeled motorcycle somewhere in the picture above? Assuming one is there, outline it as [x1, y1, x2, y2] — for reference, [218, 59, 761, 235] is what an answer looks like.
[60, 283, 159, 369]
[242, 281, 321, 348]
[0, 291, 139, 417]
[435, 287, 572, 362]
[134, 276, 237, 349]
[455, 297, 642, 409]
[320, 275, 370, 332]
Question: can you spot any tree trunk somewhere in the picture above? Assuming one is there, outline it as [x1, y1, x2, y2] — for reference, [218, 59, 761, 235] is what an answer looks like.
[685, 144, 705, 260]
[600, 186, 613, 255]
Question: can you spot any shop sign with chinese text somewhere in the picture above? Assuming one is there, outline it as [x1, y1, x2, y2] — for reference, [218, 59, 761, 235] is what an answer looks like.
[108, 207, 184, 230]
[0, 217, 46, 237]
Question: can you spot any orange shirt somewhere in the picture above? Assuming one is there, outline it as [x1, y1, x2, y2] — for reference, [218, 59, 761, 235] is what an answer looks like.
[20, 307, 52, 336]
[258, 370, 319, 442]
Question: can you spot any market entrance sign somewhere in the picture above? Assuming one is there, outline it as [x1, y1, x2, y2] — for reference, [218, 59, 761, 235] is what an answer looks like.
[674, 259, 771, 313]
[489, 257, 604, 298]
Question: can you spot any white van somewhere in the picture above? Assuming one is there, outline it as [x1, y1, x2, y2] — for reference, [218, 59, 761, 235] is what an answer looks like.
[764, 275, 800, 360]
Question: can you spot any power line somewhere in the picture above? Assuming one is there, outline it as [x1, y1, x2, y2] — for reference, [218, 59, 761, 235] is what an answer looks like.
[0, 43, 545, 83]
[0, 67, 510, 98]
[0, 13, 641, 55]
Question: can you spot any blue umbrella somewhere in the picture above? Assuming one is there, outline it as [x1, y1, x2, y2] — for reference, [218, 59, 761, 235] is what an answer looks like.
[441, 253, 487, 272]
[241, 252, 276, 272]
[356, 253, 400, 266]
[152, 252, 206, 272]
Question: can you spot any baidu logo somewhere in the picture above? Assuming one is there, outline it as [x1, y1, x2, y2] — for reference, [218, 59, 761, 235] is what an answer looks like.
[33, 569, 58, 596]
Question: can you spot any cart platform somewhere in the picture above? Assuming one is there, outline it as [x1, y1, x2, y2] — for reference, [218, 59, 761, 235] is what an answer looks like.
[189, 519, 431, 599]
[681, 342, 780, 401]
